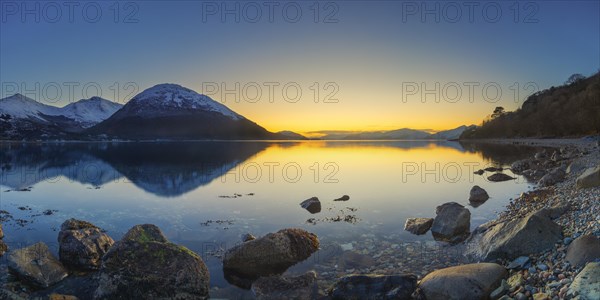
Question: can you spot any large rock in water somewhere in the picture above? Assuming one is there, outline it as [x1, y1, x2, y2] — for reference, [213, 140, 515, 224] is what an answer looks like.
[94, 224, 209, 300]
[466, 210, 562, 261]
[8, 242, 68, 288]
[415, 263, 507, 300]
[565, 235, 600, 267]
[511, 159, 531, 174]
[300, 197, 321, 214]
[58, 219, 115, 270]
[487, 173, 516, 182]
[469, 186, 490, 203]
[567, 262, 600, 299]
[404, 218, 434, 235]
[329, 274, 417, 300]
[251, 271, 317, 300]
[223, 228, 319, 278]
[431, 202, 471, 243]
[576, 165, 600, 189]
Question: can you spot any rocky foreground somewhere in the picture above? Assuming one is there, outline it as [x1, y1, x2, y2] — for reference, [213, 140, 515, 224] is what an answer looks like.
[0, 140, 599, 299]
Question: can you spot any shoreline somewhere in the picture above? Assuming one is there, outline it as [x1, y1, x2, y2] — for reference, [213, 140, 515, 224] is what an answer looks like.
[465, 139, 600, 299]
[459, 137, 599, 149]
[1, 136, 598, 145]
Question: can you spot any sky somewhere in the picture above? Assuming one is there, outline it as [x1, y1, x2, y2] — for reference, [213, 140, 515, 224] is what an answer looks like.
[1, 0, 599, 135]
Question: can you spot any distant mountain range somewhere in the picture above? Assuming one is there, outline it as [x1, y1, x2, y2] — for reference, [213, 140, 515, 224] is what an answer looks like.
[0, 84, 289, 140]
[1, 83, 472, 141]
[317, 125, 475, 140]
[0, 94, 122, 139]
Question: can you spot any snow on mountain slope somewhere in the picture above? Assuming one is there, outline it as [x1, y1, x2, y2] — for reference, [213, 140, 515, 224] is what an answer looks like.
[0, 94, 122, 127]
[61, 96, 123, 127]
[122, 83, 242, 120]
[0, 94, 61, 120]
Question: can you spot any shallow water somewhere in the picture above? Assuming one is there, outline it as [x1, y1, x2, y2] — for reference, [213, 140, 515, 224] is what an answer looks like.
[0, 141, 538, 296]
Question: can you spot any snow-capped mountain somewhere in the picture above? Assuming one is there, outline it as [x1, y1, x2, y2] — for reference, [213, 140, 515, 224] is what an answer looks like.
[89, 84, 278, 140]
[0, 94, 122, 139]
[119, 83, 241, 120]
[61, 96, 124, 128]
[0, 94, 122, 125]
[0, 93, 62, 120]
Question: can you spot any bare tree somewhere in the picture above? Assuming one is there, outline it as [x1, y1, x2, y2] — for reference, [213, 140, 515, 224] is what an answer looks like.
[565, 73, 585, 85]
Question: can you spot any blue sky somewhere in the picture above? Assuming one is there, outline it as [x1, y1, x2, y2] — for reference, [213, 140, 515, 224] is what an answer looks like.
[1, 1, 598, 132]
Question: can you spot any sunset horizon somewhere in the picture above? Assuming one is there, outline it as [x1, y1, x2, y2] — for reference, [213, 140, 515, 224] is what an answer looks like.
[1, 1, 599, 299]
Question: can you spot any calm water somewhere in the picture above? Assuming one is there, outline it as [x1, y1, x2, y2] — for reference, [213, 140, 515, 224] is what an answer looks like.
[0, 141, 538, 296]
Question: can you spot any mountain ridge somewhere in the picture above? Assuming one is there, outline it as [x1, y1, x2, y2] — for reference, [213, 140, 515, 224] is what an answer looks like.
[87, 84, 279, 140]
[1, 94, 123, 139]
[317, 125, 475, 140]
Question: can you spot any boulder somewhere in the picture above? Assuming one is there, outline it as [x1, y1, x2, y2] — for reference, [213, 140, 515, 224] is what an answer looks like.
[565, 235, 600, 267]
[334, 195, 350, 201]
[538, 168, 565, 186]
[404, 218, 434, 235]
[431, 202, 471, 243]
[511, 159, 531, 173]
[8, 242, 68, 288]
[223, 228, 319, 278]
[487, 173, 516, 182]
[416, 263, 507, 300]
[329, 274, 417, 300]
[300, 197, 321, 214]
[567, 262, 600, 299]
[251, 271, 317, 300]
[466, 211, 562, 261]
[566, 160, 587, 174]
[94, 224, 209, 300]
[58, 219, 115, 270]
[469, 186, 490, 203]
[576, 165, 600, 189]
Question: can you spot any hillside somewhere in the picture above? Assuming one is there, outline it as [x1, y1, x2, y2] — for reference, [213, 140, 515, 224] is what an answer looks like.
[461, 72, 600, 139]
[87, 84, 279, 140]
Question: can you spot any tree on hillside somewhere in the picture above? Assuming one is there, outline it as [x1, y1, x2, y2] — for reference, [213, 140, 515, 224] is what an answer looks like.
[565, 73, 585, 85]
[491, 106, 505, 119]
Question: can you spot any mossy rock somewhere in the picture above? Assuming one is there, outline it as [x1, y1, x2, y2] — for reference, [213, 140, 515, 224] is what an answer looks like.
[94, 224, 209, 300]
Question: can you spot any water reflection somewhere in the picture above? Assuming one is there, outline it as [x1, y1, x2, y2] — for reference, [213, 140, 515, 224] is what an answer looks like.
[1, 142, 268, 197]
[459, 141, 541, 165]
[0, 140, 541, 297]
